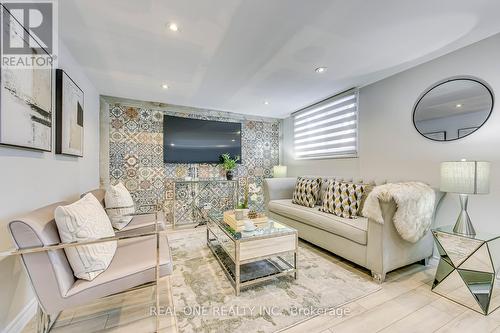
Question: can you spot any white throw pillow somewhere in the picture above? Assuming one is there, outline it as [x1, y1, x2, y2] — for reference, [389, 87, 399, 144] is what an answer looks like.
[104, 183, 135, 230]
[55, 194, 117, 281]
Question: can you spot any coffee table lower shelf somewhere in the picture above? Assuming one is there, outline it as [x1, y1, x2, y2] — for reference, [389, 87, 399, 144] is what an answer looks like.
[207, 225, 298, 295]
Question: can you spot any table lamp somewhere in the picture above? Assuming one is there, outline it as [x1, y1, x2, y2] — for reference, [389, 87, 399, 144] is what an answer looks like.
[273, 165, 287, 178]
[440, 160, 490, 236]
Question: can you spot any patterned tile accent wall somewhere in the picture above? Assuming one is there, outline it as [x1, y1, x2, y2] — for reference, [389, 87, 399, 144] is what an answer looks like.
[107, 101, 280, 224]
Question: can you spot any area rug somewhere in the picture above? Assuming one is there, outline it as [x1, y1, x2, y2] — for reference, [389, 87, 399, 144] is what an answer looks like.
[168, 228, 380, 333]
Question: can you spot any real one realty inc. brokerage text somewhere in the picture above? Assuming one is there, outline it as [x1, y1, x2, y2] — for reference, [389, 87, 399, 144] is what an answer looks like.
[150, 305, 352, 317]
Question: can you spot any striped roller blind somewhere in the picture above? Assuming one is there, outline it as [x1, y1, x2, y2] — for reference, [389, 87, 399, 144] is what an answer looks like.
[293, 89, 358, 159]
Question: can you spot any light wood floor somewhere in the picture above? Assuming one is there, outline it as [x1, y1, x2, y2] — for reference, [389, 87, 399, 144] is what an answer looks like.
[285, 260, 500, 333]
[22, 230, 500, 333]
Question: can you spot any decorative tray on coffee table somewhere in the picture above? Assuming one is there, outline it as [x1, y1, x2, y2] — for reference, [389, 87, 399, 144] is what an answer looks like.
[223, 210, 269, 231]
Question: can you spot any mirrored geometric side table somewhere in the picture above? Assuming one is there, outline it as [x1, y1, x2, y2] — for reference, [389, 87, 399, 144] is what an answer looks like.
[432, 226, 500, 315]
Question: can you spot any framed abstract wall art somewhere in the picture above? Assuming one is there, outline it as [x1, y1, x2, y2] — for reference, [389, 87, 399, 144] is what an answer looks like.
[423, 131, 446, 141]
[458, 127, 478, 139]
[0, 7, 53, 151]
[56, 69, 84, 157]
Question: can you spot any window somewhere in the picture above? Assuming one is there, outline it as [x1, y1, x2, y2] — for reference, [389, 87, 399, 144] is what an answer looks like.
[293, 89, 358, 159]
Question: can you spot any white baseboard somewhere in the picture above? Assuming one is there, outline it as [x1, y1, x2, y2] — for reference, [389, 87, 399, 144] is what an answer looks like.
[4, 298, 37, 333]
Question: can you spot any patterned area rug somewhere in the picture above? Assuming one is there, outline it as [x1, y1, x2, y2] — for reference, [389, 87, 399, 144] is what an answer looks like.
[169, 228, 380, 333]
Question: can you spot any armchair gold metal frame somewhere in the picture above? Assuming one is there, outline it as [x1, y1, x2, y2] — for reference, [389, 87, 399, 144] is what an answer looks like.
[3, 208, 173, 333]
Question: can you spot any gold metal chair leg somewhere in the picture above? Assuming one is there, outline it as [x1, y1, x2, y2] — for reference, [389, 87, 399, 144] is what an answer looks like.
[36, 304, 54, 333]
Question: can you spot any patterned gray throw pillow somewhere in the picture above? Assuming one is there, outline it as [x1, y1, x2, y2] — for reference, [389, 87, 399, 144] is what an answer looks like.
[320, 181, 365, 218]
[292, 177, 322, 208]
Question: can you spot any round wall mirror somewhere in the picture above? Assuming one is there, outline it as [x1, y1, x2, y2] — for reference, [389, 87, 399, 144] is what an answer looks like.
[413, 77, 494, 141]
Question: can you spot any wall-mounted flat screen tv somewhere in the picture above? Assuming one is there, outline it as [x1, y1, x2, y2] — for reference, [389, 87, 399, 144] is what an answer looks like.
[163, 115, 242, 164]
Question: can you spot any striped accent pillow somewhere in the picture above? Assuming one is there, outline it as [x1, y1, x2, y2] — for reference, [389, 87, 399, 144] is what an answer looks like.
[292, 177, 321, 208]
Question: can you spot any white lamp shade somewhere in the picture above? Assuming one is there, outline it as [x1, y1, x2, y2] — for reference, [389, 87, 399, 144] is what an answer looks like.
[440, 161, 490, 194]
[273, 165, 287, 178]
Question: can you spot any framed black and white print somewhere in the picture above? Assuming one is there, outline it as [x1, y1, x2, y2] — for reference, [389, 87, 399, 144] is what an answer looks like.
[0, 7, 53, 151]
[56, 69, 84, 157]
[423, 131, 446, 141]
[458, 127, 478, 139]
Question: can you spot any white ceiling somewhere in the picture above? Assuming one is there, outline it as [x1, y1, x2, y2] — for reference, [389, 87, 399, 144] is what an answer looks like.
[59, 0, 500, 119]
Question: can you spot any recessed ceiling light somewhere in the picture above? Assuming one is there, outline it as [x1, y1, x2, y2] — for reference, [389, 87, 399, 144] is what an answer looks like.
[161, 83, 169, 89]
[456, 104, 462, 108]
[315, 67, 327, 73]
[231, 139, 236, 142]
[168, 23, 179, 32]
[264, 101, 270, 105]
[170, 143, 175, 146]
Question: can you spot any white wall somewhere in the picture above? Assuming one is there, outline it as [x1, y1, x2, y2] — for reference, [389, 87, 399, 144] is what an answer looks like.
[284, 33, 500, 234]
[0, 41, 100, 332]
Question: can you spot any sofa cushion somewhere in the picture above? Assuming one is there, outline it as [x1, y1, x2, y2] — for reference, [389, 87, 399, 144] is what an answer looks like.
[105, 183, 135, 230]
[55, 194, 117, 281]
[320, 181, 365, 218]
[302, 175, 385, 206]
[66, 235, 172, 297]
[268, 199, 368, 245]
[292, 177, 321, 208]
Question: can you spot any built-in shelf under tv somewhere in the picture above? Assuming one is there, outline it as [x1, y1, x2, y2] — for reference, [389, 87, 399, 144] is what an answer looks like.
[163, 115, 242, 164]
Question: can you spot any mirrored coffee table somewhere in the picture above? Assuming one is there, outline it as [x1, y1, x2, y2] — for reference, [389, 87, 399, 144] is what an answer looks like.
[207, 216, 298, 295]
[432, 226, 500, 315]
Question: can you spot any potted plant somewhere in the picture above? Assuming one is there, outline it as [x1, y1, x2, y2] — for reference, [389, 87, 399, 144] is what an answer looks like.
[220, 153, 239, 180]
[235, 181, 261, 220]
[235, 184, 249, 220]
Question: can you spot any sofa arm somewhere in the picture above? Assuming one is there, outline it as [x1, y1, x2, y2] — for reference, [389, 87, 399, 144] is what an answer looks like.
[263, 177, 296, 206]
[366, 189, 445, 282]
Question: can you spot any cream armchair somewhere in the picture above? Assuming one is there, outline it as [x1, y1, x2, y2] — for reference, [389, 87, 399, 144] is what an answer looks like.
[6, 201, 172, 333]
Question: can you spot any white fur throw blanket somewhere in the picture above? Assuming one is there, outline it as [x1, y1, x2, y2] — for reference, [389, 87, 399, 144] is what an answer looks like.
[362, 182, 436, 243]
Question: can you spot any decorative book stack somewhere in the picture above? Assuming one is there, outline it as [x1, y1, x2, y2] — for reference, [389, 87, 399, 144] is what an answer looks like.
[223, 210, 268, 231]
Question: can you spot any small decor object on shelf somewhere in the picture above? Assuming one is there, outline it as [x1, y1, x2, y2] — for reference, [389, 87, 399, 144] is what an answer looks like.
[220, 153, 240, 180]
[188, 164, 198, 180]
[56, 69, 84, 156]
[440, 160, 490, 236]
[234, 208, 247, 220]
[247, 210, 258, 219]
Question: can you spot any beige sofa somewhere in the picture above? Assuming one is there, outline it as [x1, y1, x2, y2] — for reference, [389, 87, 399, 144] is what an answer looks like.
[264, 177, 444, 282]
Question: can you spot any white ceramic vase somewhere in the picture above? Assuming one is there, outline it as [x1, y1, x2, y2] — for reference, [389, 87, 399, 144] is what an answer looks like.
[235, 208, 249, 220]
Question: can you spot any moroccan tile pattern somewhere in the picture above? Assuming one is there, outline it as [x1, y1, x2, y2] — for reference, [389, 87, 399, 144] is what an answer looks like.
[173, 181, 238, 225]
[108, 103, 280, 223]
